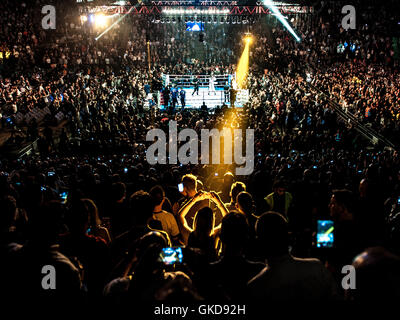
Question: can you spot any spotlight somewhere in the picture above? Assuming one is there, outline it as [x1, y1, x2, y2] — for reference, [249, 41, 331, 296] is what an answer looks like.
[89, 14, 95, 24]
[80, 15, 88, 23]
[244, 35, 253, 44]
[95, 13, 108, 28]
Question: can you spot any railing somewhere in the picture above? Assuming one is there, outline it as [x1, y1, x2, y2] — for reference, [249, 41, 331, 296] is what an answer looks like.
[305, 76, 396, 150]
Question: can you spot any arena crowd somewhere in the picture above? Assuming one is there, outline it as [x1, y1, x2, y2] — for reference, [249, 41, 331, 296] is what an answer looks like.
[1, 0, 400, 304]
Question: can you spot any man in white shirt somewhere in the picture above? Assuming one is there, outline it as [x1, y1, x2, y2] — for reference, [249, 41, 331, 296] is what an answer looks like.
[149, 185, 180, 244]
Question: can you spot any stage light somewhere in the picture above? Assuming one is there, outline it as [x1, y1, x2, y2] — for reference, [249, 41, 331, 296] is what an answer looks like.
[89, 14, 95, 24]
[80, 15, 88, 23]
[95, 6, 134, 41]
[95, 13, 107, 28]
[244, 35, 253, 44]
[263, 0, 301, 42]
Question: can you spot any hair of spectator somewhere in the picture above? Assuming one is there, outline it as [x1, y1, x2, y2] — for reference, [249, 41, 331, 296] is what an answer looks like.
[236, 191, 255, 215]
[182, 174, 197, 192]
[193, 206, 215, 237]
[230, 182, 246, 203]
[129, 190, 154, 224]
[220, 211, 249, 248]
[149, 185, 165, 207]
[256, 211, 289, 256]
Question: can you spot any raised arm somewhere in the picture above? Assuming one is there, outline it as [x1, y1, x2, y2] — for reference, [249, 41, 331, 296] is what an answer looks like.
[209, 191, 229, 234]
[178, 191, 206, 234]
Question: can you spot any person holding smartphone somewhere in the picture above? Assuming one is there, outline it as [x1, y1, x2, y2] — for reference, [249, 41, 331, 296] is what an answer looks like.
[173, 174, 228, 245]
[172, 174, 203, 244]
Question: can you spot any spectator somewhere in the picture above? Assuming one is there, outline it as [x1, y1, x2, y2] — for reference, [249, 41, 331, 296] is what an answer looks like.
[104, 231, 183, 302]
[59, 199, 111, 296]
[346, 247, 400, 301]
[247, 212, 339, 301]
[149, 185, 180, 244]
[81, 198, 112, 245]
[225, 181, 246, 212]
[4, 201, 81, 299]
[187, 206, 217, 262]
[264, 180, 293, 218]
[328, 189, 365, 272]
[109, 182, 130, 237]
[203, 211, 265, 300]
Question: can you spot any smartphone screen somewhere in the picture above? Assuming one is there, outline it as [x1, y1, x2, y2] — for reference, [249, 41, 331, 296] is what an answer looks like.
[59, 191, 68, 204]
[159, 247, 183, 265]
[178, 183, 184, 192]
[316, 220, 334, 248]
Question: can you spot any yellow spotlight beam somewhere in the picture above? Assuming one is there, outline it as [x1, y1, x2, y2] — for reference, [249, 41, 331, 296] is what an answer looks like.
[236, 36, 252, 89]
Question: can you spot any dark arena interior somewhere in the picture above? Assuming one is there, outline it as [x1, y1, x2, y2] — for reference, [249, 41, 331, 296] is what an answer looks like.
[1, 0, 400, 312]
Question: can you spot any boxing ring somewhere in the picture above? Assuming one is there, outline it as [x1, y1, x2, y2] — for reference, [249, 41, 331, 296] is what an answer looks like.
[156, 74, 249, 109]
